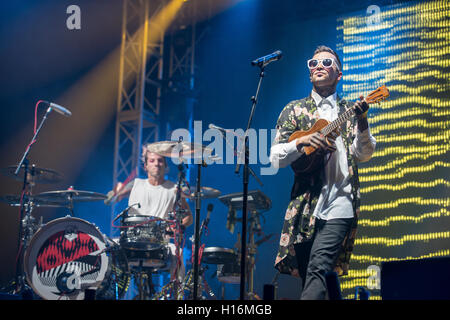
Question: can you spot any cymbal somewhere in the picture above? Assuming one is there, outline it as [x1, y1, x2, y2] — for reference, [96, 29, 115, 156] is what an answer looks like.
[1, 165, 63, 184]
[182, 186, 221, 199]
[37, 189, 108, 203]
[146, 141, 213, 159]
[0, 194, 67, 208]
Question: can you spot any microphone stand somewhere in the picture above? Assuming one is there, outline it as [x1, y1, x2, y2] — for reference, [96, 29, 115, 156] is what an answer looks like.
[173, 161, 187, 296]
[234, 64, 266, 300]
[192, 161, 203, 300]
[13, 106, 52, 294]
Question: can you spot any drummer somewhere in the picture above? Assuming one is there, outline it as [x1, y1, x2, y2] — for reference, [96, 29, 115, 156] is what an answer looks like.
[116, 144, 193, 281]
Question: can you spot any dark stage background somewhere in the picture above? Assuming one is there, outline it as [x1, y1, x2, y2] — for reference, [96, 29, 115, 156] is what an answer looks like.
[0, 0, 448, 300]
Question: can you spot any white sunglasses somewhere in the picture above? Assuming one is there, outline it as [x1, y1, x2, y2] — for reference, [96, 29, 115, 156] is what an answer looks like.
[307, 58, 340, 70]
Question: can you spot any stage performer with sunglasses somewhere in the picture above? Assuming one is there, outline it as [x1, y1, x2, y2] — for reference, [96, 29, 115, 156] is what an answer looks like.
[269, 45, 376, 299]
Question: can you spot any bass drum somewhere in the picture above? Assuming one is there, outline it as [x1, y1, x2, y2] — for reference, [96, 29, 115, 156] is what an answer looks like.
[23, 216, 129, 300]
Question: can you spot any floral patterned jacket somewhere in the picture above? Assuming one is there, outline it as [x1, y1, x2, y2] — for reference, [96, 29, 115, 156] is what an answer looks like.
[273, 95, 361, 277]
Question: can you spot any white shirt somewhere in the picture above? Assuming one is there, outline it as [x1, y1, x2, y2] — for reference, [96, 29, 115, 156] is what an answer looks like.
[128, 178, 177, 219]
[269, 90, 376, 220]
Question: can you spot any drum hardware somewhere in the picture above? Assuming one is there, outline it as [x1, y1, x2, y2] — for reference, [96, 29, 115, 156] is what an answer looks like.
[202, 247, 238, 265]
[116, 215, 170, 251]
[112, 208, 174, 300]
[181, 186, 221, 200]
[95, 237, 131, 300]
[36, 188, 108, 216]
[1, 165, 63, 186]
[172, 204, 218, 300]
[0, 194, 68, 208]
[176, 265, 216, 300]
[218, 189, 272, 212]
[171, 158, 189, 295]
[1, 163, 63, 295]
[219, 190, 272, 299]
[144, 140, 214, 160]
[192, 157, 210, 300]
[115, 215, 171, 299]
[131, 260, 155, 300]
[219, 190, 273, 300]
[217, 262, 241, 284]
[170, 142, 212, 300]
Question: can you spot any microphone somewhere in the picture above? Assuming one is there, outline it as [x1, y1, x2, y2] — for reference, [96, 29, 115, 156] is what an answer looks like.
[44, 101, 72, 117]
[251, 50, 282, 67]
[205, 203, 213, 226]
[200, 203, 214, 234]
[112, 202, 140, 223]
[208, 123, 227, 135]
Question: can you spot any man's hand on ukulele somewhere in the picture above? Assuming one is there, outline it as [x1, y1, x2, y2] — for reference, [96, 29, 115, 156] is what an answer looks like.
[354, 95, 369, 119]
[296, 131, 337, 154]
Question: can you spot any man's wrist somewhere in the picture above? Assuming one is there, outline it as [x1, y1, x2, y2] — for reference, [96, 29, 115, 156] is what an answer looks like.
[357, 116, 369, 132]
[295, 139, 305, 153]
[356, 110, 368, 120]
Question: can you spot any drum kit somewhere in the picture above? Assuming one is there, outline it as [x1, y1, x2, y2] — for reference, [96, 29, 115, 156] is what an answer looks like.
[1, 140, 273, 300]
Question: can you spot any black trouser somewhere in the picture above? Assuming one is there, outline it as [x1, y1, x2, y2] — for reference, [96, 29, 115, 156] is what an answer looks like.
[294, 217, 354, 300]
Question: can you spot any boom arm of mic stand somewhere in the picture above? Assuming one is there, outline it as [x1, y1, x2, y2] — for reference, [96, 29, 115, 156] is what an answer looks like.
[235, 157, 263, 187]
[15, 107, 52, 176]
[213, 127, 263, 187]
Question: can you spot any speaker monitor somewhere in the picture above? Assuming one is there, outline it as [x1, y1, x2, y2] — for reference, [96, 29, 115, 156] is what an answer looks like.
[381, 257, 450, 300]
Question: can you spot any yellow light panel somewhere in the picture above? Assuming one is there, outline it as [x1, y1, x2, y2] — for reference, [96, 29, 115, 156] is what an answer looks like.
[337, 0, 450, 300]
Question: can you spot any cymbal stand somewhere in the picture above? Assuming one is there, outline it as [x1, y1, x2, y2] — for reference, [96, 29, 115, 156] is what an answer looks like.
[172, 160, 189, 295]
[132, 261, 154, 300]
[66, 186, 75, 216]
[182, 207, 216, 300]
[12, 162, 36, 295]
[192, 162, 205, 300]
[179, 266, 216, 300]
[246, 210, 261, 300]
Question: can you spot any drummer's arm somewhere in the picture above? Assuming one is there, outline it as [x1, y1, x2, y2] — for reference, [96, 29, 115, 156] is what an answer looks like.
[105, 180, 134, 205]
[181, 198, 193, 228]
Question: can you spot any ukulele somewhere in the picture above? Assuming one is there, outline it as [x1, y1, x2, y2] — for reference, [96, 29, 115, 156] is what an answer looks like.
[288, 85, 389, 173]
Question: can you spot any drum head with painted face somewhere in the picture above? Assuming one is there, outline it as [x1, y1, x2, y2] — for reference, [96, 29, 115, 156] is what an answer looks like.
[24, 217, 108, 300]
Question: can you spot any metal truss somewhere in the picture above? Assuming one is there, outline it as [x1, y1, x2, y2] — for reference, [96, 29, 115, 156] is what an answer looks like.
[111, 0, 166, 235]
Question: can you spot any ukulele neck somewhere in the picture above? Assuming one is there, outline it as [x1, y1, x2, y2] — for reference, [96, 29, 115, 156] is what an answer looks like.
[321, 106, 356, 136]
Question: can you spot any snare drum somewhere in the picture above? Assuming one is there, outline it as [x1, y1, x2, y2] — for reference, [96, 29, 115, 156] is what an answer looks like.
[125, 245, 170, 271]
[119, 215, 167, 251]
[23, 216, 129, 300]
